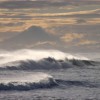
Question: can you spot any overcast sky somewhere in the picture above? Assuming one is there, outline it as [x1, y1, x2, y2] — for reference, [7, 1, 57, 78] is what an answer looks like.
[0, 0, 100, 53]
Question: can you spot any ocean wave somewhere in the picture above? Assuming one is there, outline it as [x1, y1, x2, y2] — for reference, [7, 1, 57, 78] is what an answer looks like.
[0, 49, 98, 70]
[0, 78, 99, 91]
[0, 73, 57, 90]
[0, 57, 96, 70]
[0, 49, 89, 65]
[56, 79, 100, 88]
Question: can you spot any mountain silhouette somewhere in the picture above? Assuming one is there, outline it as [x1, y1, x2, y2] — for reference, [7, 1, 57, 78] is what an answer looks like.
[0, 26, 58, 49]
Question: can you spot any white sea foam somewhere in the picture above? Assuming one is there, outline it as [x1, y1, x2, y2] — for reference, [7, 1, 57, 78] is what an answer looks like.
[0, 72, 57, 90]
[0, 49, 89, 65]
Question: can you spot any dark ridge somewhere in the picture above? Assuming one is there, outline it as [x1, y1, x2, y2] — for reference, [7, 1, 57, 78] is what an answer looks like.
[56, 79, 100, 88]
[69, 59, 96, 66]
[0, 57, 99, 70]
[0, 78, 57, 91]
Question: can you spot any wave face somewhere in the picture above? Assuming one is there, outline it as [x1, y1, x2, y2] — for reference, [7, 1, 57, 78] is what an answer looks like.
[0, 49, 89, 65]
[0, 71, 99, 91]
[0, 73, 57, 90]
[0, 57, 97, 70]
[0, 49, 98, 70]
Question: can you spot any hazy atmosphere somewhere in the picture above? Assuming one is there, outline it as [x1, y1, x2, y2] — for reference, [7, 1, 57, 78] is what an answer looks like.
[0, 0, 100, 55]
[0, 1, 100, 100]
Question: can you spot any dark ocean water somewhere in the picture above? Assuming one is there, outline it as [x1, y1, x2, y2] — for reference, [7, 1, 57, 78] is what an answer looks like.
[0, 64, 100, 100]
[0, 50, 100, 100]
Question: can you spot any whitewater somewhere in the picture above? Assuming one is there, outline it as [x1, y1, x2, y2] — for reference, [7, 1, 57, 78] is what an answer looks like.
[0, 49, 100, 100]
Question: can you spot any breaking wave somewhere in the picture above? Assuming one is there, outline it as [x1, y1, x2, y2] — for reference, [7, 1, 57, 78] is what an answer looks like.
[0, 73, 57, 90]
[0, 57, 96, 70]
[0, 74, 99, 91]
[0, 49, 89, 65]
[0, 49, 98, 70]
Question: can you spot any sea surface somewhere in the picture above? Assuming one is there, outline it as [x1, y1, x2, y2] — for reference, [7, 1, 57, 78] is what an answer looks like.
[0, 65, 100, 100]
[0, 50, 100, 100]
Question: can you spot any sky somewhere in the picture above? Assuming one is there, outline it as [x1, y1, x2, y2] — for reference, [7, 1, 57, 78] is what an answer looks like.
[0, 0, 100, 54]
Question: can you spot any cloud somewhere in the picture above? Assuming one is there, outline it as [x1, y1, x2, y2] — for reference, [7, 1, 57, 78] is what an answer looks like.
[0, 17, 100, 33]
[13, 9, 99, 18]
[0, 0, 68, 9]
[0, 39, 4, 42]
[0, 0, 100, 9]
[26, 41, 56, 48]
[0, 17, 76, 32]
[0, 5, 99, 32]
[0, 2, 99, 33]
[0, 0, 100, 53]
[76, 19, 86, 24]
[86, 18, 100, 24]
[61, 33, 85, 42]
[77, 40, 99, 46]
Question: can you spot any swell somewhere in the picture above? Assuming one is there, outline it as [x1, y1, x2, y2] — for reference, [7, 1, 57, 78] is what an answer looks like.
[0, 78, 99, 91]
[0, 79, 57, 91]
[56, 79, 100, 88]
[0, 57, 98, 70]
[0, 73, 58, 90]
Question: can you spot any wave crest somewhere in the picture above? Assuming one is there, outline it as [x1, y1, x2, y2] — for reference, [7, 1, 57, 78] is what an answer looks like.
[0, 73, 57, 90]
[0, 57, 96, 70]
[0, 49, 89, 65]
